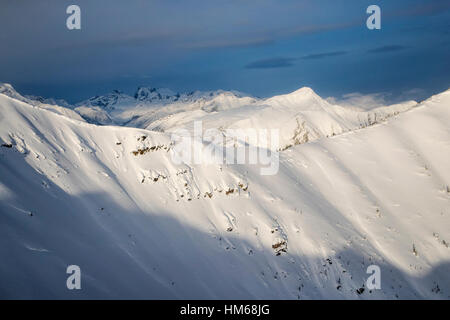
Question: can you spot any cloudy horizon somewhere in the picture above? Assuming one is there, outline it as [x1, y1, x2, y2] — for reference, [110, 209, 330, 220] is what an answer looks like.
[1, 0, 449, 103]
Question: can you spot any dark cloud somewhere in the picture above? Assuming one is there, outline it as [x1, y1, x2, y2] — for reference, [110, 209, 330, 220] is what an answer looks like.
[180, 37, 274, 50]
[368, 45, 409, 54]
[0, 0, 448, 102]
[301, 51, 347, 60]
[389, 0, 450, 18]
[245, 57, 296, 69]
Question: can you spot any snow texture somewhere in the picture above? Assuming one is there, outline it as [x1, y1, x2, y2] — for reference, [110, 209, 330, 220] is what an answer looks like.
[0, 83, 449, 299]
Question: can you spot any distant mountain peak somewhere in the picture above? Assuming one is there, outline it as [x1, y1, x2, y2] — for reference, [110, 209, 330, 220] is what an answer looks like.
[81, 90, 134, 109]
[0, 83, 28, 102]
[134, 86, 177, 102]
[291, 86, 315, 95]
[0, 83, 15, 92]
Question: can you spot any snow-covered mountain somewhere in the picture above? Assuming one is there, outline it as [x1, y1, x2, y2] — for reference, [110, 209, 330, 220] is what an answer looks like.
[0, 83, 84, 122]
[73, 86, 258, 127]
[145, 87, 418, 151]
[70, 85, 418, 151]
[0, 83, 449, 299]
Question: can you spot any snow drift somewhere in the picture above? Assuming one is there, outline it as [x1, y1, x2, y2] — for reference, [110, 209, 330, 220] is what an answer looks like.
[0, 84, 449, 299]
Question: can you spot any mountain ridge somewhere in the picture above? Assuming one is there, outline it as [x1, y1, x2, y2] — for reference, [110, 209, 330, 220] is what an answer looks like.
[0, 85, 449, 298]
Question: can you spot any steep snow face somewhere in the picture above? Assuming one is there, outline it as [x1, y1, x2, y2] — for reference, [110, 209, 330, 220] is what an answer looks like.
[0, 88, 449, 299]
[0, 83, 72, 109]
[0, 83, 417, 135]
[148, 87, 418, 150]
[0, 83, 31, 104]
[0, 83, 84, 122]
[71, 85, 417, 143]
[74, 86, 258, 126]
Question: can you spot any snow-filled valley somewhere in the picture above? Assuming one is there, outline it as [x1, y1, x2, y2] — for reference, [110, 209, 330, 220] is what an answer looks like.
[0, 84, 449, 299]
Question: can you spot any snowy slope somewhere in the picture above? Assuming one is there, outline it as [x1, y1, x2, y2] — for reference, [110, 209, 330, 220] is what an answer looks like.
[74, 87, 257, 127]
[30, 83, 417, 150]
[0, 83, 84, 122]
[147, 87, 418, 151]
[0, 87, 449, 299]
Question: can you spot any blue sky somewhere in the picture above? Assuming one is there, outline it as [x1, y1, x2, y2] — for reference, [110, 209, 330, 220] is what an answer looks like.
[0, 0, 449, 103]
